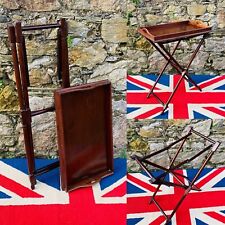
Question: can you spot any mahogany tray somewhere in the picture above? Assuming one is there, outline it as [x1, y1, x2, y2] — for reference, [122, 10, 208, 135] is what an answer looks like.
[138, 20, 211, 43]
[54, 80, 113, 192]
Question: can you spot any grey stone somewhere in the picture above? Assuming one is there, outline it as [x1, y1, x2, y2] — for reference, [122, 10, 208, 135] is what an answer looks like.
[205, 38, 225, 52]
[102, 17, 128, 43]
[0, 39, 9, 55]
[69, 41, 107, 69]
[106, 56, 120, 63]
[70, 78, 83, 86]
[187, 3, 207, 16]
[139, 124, 163, 138]
[207, 4, 217, 13]
[113, 100, 126, 114]
[17, 112, 57, 154]
[183, 120, 212, 137]
[21, 0, 61, 11]
[187, 51, 209, 72]
[68, 20, 89, 38]
[0, 114, 14, 136]
[91, 0, 126, 12]
[0, 0, 20, 9]
[217, 10, 225, 29]
[64, 0, 90, 10]
[0, 114, 16, 149]
[88, 60, 131, 91]
[149, 142, 165, 152]
[0, 15, 8, 23]
[29, 68, 53, 86]
[29, 96, 54, 111]
[218, 1, 225, 8]
[145, 14, 162, 25]
[213, 57, 225, 70]
[190, 142, 205, 150]
[148, 51, 168, 73]
[127, 50, 148, 73]
[28, 56, 52, 70]
[113, 114, 126, 150]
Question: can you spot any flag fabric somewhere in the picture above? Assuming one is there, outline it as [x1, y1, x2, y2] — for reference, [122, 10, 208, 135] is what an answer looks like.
[0, 158, 126, 225]
[127, 74, 225, 119]
[127, 168, 225, 225]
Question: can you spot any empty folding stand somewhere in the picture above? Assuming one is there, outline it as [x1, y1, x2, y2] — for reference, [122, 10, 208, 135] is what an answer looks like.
[7, 18, 70, 190]
[132, 127, 220, 225]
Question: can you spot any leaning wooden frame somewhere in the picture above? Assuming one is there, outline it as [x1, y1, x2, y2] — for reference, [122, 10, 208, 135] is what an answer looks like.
[7, 18, 70, 190]
[132, 126, 220, 225]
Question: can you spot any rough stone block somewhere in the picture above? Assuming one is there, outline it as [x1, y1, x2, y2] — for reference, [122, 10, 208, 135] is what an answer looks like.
[69, 41, 107, 69]
[187, 3, 207, 16]
[102, 17, 128, 43]
[0, 86, 19, 112]
[21, 0, 61, 11]
[217, 10, 225, 28]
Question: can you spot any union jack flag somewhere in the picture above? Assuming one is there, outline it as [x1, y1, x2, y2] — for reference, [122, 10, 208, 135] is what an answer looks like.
[127, 168, 225, 225]
[0, 158, 126, 225]
[127, 74, 225, 119]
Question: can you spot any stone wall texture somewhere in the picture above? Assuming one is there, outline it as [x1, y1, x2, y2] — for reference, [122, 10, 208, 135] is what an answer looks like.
[0, 0, 225, 159]
[128, 119, 225, 171]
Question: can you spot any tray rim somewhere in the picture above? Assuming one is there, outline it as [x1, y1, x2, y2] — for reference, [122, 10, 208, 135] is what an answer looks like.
[138, 20, 212, 43]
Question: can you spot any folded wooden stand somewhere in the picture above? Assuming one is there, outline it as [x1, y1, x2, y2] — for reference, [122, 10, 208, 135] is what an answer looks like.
[8, 19, 70, 190]
[132, 127, 220, 225]
[138, 20, 212, 114]
[8, 19, 113, 192]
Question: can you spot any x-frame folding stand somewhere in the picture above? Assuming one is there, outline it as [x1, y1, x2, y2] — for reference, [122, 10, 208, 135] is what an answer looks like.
[132, 127, 220, 225]
[7, 18, 70, 189]
[138, 20, 211, 114]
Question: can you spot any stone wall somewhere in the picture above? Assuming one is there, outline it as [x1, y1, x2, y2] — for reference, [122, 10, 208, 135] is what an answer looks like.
[0, 0, 127, 158]
[127, 119, 225, 171]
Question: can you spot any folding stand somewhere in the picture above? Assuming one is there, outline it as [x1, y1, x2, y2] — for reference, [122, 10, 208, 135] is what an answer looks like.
[7, 18, 70, 189]
[138, 20, 212, 113]
[132, 127, 220, 225]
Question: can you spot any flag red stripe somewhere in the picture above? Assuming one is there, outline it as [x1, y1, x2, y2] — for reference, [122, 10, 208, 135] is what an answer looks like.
[127, 174, 160, 193]
[205, 211, 225, 223]
[190, 76, 225, 90]
[102, 181, 126, 197]
[127, 92, 225, 104]
[0, 174, 43, 198]
[127, 75, 160, 90]
[203, 106, 225, 117]
[128, 191, 225, 214]
[135, 107, 163, 119]
[195, 168, 224, 188]
[149, 216, 166, 225]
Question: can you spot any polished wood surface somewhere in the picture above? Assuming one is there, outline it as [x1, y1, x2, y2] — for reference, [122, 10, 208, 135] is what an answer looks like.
[54, 80, 114, 192]
[139, 20, 211, 43]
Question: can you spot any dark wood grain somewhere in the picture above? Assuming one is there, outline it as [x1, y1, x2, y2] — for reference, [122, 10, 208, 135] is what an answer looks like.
[54, 80, 114, 192]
